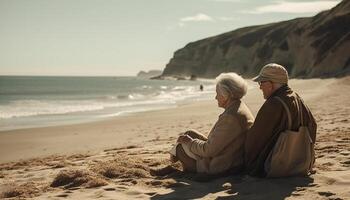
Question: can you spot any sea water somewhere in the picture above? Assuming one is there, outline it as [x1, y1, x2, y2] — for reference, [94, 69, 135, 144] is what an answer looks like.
[0, 76, 216, 131]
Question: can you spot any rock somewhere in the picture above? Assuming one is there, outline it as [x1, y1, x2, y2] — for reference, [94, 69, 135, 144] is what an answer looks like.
[137, 70, 163, 79]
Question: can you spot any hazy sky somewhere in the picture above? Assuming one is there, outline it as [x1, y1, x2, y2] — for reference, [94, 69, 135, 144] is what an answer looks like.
[0, 0, 340, 76]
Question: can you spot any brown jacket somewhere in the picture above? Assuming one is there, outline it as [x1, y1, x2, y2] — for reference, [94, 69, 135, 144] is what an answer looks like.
[245, 85, 317, 177]
[189, 100, 254, 174]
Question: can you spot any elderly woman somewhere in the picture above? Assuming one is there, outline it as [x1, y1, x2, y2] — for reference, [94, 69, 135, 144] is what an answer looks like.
[170, 72, 255, 175]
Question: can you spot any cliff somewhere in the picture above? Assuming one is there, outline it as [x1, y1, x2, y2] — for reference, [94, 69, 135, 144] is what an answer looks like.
[162, 0, 350, 78]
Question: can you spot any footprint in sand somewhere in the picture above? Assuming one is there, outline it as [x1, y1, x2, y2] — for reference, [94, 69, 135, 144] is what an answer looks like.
[317, 154, 325, 158]
[318, 191, 335, 197]
[341, 160, 350, 166]
[142, 160, 151, 164]
[139, 151, 150, 154]
[67, 187, 81, 191]
[56, 194, 69, 197]
[317, 146, 340, 154]
[148, 180, 162, 186]
[335, 139, 349, 144]
[322, 162, 334, 167]
[295, 187, 306, 191]
[116, 186, 128, 190]
[126, 190, 142, 195]
[104, 187, 116, 191]
[307, 183, 319, 187]
[340, 151, 350, 156]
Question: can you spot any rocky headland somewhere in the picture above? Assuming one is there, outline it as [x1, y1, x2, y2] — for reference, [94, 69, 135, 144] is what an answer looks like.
[162, 0, 350, 78]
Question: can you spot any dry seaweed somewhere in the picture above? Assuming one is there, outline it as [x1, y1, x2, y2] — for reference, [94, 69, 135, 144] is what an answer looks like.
[51, 169, 107, 189]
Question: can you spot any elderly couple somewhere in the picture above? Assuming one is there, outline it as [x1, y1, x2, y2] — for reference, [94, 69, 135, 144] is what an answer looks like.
[158, 63, 317, 178]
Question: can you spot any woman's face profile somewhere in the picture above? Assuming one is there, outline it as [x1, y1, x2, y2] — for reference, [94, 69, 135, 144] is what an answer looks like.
[215, 85, 228, 108]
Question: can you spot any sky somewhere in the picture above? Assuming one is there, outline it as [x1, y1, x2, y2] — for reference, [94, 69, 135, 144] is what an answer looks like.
[0, 0, 341, 76]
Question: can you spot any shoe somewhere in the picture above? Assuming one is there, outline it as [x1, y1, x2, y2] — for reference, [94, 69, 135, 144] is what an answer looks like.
[150, 165, 178, 176]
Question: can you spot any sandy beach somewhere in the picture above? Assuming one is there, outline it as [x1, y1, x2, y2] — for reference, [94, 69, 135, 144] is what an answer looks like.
[0, 77, 349, 199]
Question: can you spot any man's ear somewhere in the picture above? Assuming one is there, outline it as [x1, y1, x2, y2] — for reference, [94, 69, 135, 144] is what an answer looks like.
[269, 82, 275, 91]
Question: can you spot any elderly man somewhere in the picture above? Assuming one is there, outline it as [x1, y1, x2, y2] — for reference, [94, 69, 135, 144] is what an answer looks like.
[245, 63, 317, 177]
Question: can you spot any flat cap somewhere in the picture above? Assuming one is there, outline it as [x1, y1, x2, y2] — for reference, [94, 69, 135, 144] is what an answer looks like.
[253, 63, 289, 84]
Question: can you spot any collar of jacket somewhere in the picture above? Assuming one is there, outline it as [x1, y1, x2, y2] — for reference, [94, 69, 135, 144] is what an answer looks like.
[224, 99, 241, 113]
[267, 84, 292, 100]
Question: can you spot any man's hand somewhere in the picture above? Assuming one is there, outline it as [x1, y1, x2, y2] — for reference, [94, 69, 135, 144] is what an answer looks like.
[177, 135, 193, 144]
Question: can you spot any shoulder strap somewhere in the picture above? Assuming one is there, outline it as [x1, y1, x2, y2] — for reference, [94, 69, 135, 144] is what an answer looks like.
[295, 93, 304, 126]
[274, 96, 292, 130]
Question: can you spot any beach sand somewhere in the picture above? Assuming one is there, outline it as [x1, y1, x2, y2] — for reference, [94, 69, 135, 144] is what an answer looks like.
[0, 77, 349, 199]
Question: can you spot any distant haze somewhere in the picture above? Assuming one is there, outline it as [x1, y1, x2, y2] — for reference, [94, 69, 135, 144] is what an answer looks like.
[0, 0, 340, 76]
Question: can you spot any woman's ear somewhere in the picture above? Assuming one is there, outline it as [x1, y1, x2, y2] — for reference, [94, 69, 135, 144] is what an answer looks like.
[224, 95, 231, 105]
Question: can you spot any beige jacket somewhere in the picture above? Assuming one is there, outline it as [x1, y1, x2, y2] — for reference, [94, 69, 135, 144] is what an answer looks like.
[189, 100, 254, 174]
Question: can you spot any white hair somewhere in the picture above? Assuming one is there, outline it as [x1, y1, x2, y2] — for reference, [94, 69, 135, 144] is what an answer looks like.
[216, 72, 248, 100]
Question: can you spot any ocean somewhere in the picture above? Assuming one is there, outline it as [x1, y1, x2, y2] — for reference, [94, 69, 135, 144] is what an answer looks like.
[0, 76, 216, 131]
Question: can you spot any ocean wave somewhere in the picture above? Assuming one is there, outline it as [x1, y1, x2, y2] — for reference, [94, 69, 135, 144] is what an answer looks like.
[140, 85, 153, 89]
[0, 98, 178, 119]
[0, 84, 217, 120]
[128, 93, 145, 100]
[0, 100, 105, 119]
[172, 86, 189, 91]
[116, 94, 129, 99]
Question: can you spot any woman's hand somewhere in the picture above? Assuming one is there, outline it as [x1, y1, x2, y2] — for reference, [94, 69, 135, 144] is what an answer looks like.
[170, 154, 178, 163]
[177, 135, 193, 144]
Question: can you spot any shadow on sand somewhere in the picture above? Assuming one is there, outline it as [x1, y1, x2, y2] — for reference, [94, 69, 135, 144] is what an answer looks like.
[151, 172, 314, 200]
